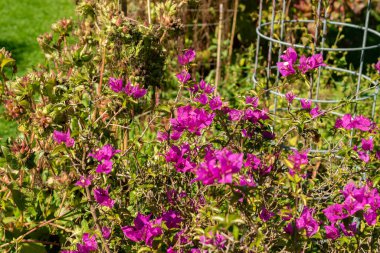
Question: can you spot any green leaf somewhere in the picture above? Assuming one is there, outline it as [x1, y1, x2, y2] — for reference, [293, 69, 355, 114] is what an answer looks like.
[156, 104, 172, 114]
[1, 58, 15, 70]
[10, 188, 26, 211]
[19, 243, 47, 253]
[232, 225, 239, 240]
[137, 246, 152, 253]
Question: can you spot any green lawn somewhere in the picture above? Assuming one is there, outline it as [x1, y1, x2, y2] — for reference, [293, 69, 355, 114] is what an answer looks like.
[0, 0, 75, 142]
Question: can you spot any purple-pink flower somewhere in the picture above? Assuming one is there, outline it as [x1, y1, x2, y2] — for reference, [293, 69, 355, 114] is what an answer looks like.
[288, 149, 309, 171]
[108, 78, 147, 98]
[335, 114, 372, 132]
[300, 99, 312, 110]
[243, 108, 270, 124]
[324, 181, 380, 228]
[298, 55, 309, 73]
[246, 96, 259, 107]
[209, 96, 222, 110]
[375, 60, 380, 73]
[285, 92, 296, 103]
[343, 196, 364, 216]
[311, 53, 326, 68]
[298, 53, 326, 73]
[295, 206, 319, 237]
[75, 233, 98, 253]
[194, 93, 208, 105]
[102, 226, 111, 239]
[108, 77, 124, 93]
[89, 144, 120, 162]
[245, 154, 261, 170]
[322, 204, 347, 223]
[93, 187, 114, 208]
[196, 79, 214, 94]
[357, 151, 370, 163]
[75, 175, 92, 188]
[239, 175, 256, 187]
[165, 144, 195, 173]
[361, 138, 374, 151]
[194, 148, 243, 185]
[157, 131, 169, 142]
[96, 160, 113, 174]
[284, 222, 294, 235]
[199, 232, 226, 250]
[310, 105, 323, 118]
[364, 208, 377, 226]
[124, 81, 147, 99]
[227, 109, 243, 121]
[178, 49, 196, 65]
[162, 210, 182, 229]
[121, 213, 163, 247]
[339, 222, 357, 237]
[53, 130, 75, 147]
[277, 61, 296, 77]
[325, 225, 340, 240]
[280, 47, 298, 64]
[170, 105, 215, 137]
[259, 207, 275, 222]
[176, 70, 191, 84]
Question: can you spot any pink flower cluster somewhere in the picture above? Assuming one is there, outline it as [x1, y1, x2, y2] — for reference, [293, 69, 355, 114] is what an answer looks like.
[122, 210, 182, 247]
[375, 60, 380, 73]
[74, 144, 120, 209]
[121, 213, 163, 247]
[354, 138, 375, 163]
[88, 144, 120, 174]
[108, 78, 147, 99]
[93, 187, 114, 208]
[244, 153, 271, 176]
[199, 232, 227, 250]
[283, 206, 319, 238]
[335, 114, 373, 131]
[285, 92, 296, 103]
[295, 207, 319, 237]
[165, 143, 196, 173]
[277, 47, 326, 77]
[288, 149, 309, 174]
[243, 108, 270, 124]
[178, 49, 196, 66]
[299, 99, 324, 118]
[190, 79, 215, 94]
[170, 105, 215, 139]
[167, 230, 201, 253]
[259, 207, 275, 222]
[190, 80, 223, 110]
[61, 233, 98, 253]
[176, 70, 191, 84]
[193, 148, 243, 185]
[323, 181, 380, 239]
[53, 129, 75, 147]
[75, 175, 93, 188]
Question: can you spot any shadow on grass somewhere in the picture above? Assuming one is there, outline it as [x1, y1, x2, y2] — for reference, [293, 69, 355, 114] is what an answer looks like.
[0, 39, 31, 67]
[0, 40, 24, 143]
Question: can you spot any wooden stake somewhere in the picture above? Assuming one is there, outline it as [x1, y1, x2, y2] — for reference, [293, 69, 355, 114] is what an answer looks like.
[147, 0, 151, 25]
[215, 3, 223, 95]
[228, 0, 239, 66]
[121, 0, 127, 16]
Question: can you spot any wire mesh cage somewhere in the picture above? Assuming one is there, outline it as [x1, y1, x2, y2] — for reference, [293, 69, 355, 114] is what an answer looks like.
[253, 0, 380, 153]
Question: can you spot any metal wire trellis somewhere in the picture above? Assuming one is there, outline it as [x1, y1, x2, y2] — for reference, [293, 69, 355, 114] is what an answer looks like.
[253, 0, 380, 153]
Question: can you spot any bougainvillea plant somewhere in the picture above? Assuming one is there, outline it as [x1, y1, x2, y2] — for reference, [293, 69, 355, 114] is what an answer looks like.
[0, 1, 380, 253]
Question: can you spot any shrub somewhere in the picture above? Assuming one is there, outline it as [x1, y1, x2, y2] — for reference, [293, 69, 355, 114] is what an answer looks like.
[1, 1, 380, 253]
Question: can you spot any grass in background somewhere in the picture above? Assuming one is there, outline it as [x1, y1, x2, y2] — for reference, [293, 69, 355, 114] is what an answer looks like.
[0, 0, 75, 143]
